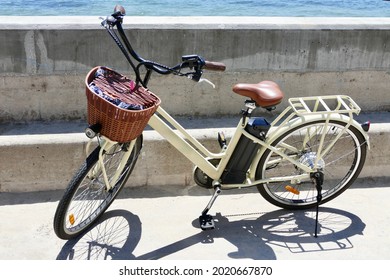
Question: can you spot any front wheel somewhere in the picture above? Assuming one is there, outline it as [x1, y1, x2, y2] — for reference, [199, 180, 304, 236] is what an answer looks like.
[256, 120, 367, 210]
[53, 136, 142, 240]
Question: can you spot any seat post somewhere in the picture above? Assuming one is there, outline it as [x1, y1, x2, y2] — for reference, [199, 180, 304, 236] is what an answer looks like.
[241, 100, 256, 126]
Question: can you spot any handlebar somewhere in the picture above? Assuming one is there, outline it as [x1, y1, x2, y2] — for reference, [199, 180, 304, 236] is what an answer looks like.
[101, 5, 226, 87]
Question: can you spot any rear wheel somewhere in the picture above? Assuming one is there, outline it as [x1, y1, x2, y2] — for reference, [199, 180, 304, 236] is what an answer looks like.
[53, 136, 142, 239]
[256, 120, 367, 209]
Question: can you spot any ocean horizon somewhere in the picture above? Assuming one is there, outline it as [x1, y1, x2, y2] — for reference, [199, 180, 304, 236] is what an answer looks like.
[1, 0, 390, 17]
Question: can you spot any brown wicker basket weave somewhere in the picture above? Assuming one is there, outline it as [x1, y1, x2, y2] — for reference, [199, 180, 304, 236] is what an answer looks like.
[85, 66, 161, 142]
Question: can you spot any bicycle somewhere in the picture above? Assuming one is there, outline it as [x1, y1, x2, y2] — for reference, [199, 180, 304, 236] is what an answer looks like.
[53, 5, 370, 240]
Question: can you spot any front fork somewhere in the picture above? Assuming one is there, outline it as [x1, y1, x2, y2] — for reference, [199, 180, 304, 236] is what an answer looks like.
[87, 136, 136, 192]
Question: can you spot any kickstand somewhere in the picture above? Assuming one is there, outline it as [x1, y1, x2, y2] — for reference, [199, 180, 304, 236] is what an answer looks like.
[311, 171, 324, 238]
[199, 184, 221, 230]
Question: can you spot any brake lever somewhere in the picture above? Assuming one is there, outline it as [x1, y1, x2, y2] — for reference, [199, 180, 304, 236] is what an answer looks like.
[199, 78, 216, 88]
[100, 16, 117, 27]
[100, 6, 125, 27]
[100, 17, 107, 27]
[186, 72, 215, 88]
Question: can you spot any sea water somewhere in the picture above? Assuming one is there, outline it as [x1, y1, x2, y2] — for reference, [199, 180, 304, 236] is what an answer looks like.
[1, 0, 390, 17]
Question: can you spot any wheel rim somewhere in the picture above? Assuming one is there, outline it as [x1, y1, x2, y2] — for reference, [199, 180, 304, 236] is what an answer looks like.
[259, 121, 363, 207]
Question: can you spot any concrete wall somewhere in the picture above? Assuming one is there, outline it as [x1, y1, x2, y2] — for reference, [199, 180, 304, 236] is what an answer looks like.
[1, 17, 390, 192]
[1, 17, 390, 123]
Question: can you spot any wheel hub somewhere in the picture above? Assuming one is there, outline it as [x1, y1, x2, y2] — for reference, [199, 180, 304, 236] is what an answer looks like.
[299, 152, 325, 170]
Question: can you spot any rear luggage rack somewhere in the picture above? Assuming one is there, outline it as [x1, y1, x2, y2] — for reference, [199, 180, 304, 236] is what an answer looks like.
[288, 95, 361, 116]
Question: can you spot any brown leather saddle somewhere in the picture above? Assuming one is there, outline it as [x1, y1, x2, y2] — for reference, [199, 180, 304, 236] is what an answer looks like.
[232, 81, 284, 109]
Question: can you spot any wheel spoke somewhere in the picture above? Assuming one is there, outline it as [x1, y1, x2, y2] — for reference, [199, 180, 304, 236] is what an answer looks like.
[54, 137, 141, 239]
[257, 121, 366, 209]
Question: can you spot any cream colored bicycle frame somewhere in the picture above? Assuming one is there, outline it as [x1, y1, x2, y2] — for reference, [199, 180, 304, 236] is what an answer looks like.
[97, 95, 369, 191]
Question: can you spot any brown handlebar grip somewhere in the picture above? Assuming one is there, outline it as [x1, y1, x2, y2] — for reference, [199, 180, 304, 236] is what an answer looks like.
[204, 61, 226, 71]
[114, 5, 126, 15]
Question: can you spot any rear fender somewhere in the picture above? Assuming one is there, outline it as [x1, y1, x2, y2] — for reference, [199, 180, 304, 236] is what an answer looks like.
[248, 113, 370, 180]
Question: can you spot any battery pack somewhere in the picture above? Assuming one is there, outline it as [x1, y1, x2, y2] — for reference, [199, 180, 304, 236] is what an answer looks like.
[221, 135, 259, 184]
[221, 117, 270, 184]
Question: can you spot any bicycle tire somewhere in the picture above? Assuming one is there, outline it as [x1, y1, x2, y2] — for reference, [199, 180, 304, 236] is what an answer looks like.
[256, 120, 367, 210]
[53, 136, 142, 240]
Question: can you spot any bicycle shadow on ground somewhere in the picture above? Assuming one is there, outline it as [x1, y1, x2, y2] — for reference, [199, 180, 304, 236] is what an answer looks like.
[56, 209, 142, 260]
[56, 207, 365, 260]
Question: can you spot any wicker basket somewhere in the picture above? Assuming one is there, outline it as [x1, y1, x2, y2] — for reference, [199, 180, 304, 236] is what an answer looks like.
[85, 66, 161, 142]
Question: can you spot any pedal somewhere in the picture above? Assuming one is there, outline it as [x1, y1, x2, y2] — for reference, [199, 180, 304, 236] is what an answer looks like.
[199, 214, 215, 230]
[218, 132, 227, 149]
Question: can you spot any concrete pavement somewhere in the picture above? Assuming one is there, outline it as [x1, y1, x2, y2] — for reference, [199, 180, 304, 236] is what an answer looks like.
[0, 177, 389, 260]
